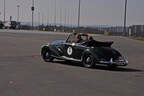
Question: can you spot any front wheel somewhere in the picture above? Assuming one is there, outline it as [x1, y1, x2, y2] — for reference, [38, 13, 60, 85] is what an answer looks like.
[82, 54, 95, 68]
[42, 49, 54, 62]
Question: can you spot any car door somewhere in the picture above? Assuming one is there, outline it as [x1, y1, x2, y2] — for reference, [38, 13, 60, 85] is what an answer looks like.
[72, 44, 86, 60]
[62, 33, 85, 61]
[62, 43, 74, 58]
[62, 42, 85, 61]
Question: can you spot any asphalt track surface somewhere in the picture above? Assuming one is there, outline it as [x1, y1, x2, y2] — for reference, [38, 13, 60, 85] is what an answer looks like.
[0, 29, 144, 96]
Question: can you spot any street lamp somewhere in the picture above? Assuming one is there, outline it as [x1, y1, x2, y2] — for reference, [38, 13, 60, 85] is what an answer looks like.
[0, 12, 1, 19]
[17, 5, 20, 23]
[31, 0, 35, 30]
[54, 0, 57, 31]
[38, 12, 40, 30]
[4, 0, 6, 22]
[77, 0, 81, 33]
[123, 0, 128, 35]
[64, 8, 67, 32]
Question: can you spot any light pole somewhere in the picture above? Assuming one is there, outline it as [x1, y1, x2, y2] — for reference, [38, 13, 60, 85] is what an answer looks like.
[4, 0, 6, 22]
[123, 0, 128, 35]
[0, 12, 1, 20]
[31, 0, 35, 30]
[17, 5, 20, 23]
[54, 0, 57, 31]
[59, 8, 62, 26]
[77, 0, 81, 33]
[64, 8, 67, 32]
[38, 12, 40, 30]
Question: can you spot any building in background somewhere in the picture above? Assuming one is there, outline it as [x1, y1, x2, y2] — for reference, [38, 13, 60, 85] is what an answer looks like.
[129, 25, 144, 37]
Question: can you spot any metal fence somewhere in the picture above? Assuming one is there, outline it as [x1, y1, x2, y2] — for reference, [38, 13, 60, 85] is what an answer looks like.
[85, 25, 144, 37]
[0, 23, 144, 37]
[128, 25, 144, 37]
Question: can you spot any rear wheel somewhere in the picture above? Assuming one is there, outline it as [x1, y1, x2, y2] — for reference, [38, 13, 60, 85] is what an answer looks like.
[42, 49, 54, 62]
[82, 54, 95, 68]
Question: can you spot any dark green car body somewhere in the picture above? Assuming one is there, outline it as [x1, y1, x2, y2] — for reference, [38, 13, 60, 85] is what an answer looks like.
[41, 34, 128, 68]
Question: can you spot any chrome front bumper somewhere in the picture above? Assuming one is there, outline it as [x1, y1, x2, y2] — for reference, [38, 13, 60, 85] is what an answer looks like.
[99, 58, 128, 66]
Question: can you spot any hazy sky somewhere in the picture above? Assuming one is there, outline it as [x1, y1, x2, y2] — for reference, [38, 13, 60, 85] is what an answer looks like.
[0, 0, 144, 26]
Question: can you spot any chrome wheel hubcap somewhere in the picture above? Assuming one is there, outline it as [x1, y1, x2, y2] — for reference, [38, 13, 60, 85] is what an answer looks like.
[85, 56, 92, 65]
[45, 52, 49, 58]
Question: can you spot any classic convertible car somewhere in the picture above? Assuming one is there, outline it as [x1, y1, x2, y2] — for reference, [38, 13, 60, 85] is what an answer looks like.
[41, 33, 128, 68]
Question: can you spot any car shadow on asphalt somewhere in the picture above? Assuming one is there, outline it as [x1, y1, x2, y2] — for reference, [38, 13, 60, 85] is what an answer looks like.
[93, 66, 143, 72]
[52, 60, 143, 72]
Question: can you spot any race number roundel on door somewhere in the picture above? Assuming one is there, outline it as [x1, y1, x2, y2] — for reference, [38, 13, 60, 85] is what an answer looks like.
[67, 47, 73, 55]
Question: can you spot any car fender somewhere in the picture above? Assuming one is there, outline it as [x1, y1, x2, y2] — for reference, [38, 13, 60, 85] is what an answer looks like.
[82, 48, 99, 61]
[41, 44, 63, 57]
[41, 45, 50, 55]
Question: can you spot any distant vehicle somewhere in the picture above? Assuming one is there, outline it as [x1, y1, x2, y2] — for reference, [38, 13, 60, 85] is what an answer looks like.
[4, 21, 18, 29]
[4, 21, 11, 29]
[10, 21, 17, 29]
[0, 21, 4, 29]
[41, 33, 128, 68]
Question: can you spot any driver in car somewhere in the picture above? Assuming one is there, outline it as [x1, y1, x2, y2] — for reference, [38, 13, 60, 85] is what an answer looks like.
[68, 32, 93, 43]
[76, 34, 83, 43]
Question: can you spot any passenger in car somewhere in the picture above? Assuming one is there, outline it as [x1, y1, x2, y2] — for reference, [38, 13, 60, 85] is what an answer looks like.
[76, 34, 83, 43]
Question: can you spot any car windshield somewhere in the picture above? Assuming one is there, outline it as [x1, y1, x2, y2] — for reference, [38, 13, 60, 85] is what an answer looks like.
[66, 34, 77, 43]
